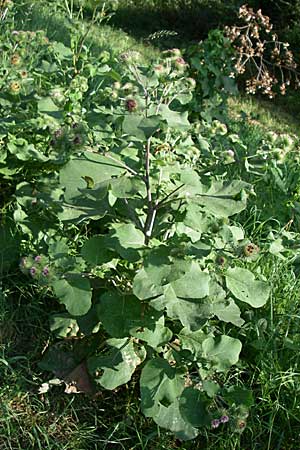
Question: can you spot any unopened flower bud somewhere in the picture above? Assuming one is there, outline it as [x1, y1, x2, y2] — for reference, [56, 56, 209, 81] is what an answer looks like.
[237, 419, 246, 429]
[243, 243, 259, 257]
[186, 77, 196, 88]
[10, 53, 20, 65]
[10, 81, 21, 94]
[113, 81, 121, 91]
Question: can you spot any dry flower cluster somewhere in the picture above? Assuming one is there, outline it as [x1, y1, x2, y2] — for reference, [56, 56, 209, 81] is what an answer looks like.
[225, 4, 300, 98]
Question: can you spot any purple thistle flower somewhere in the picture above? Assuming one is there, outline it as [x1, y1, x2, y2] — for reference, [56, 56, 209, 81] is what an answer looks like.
[34, 255, 42, 263]
[211, 419, 220, 429]
[42, 266, 49, 277]
[220, 415, 229, 424]
[30, 267, 37, 277]
[237, 419, 246, 429]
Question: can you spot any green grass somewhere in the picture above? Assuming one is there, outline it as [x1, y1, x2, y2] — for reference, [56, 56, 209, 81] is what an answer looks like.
[229, 95, 300, 136]
[16, 0, 160, 61]
[2, 259, 300, 449]
[1, 1, 300, 449]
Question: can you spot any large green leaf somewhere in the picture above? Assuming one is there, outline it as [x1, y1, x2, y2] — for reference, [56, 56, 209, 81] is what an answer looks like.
[179, 328, 208, 360]
[50, 313, 79, 338]
[196, 180, 251, 217]
[175, 222, 201, 243]
[133, 258, 209, 301]
[50, 307, 100, 338]
[108, 223, 145, 262]
[133, 258, 211, 329]
[158, 104, 190, 131]
[59, 152, 124, 202]
[180, 169, 204, 197]
[122, 114, 145, 140]
[132, 246, 171, 300]
[96, 290, 172, 346]
[176, 281, 245, 328]
[88, 338, 146, 390]
[212, 298, 245, 327]
[7, 138, 48, 162]
[52, 277, 92, 316]
[170, 261, 210, 298]
[82, 224, 145, 264]
[122, 114, 160, 140]
[223, 385, 254, 407]
[202, 335, 242, 371]
[179, 387, 210, 427]
[225, 267, 270, 308]
[58, 197, 109, 222]
[110, 175, 146, 198]
[62, 179, 109, 221]
[151, 284, 211, 330]
[96, 292, 142, 338]
[52, 41, 73, 58]
[183, 203, 209, 234]
[154, 400, 198, 441]
[140, 358, 198, 440]
[139, 116, 161, 138]
[130, 315, 173, 349]
[140, 358, 184, 417]
[81, 235, 115, 265]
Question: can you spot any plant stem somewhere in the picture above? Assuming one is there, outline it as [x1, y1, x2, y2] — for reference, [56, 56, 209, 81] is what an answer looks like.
[143, 137, 156, 244]
[64, 0, 72, 18]
[145, 138, 152, 205]
[146, 204, 157, 240]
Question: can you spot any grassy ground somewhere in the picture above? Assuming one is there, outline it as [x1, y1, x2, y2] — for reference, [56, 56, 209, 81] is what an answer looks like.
[228, 95, 300, 136]
[1, 1, 300, 449]
[16, 1, 160, 60]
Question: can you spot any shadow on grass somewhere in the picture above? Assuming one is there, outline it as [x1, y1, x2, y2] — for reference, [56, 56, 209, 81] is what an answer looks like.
[99, 1, 242, 51]
[109, 4, 221, 42]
